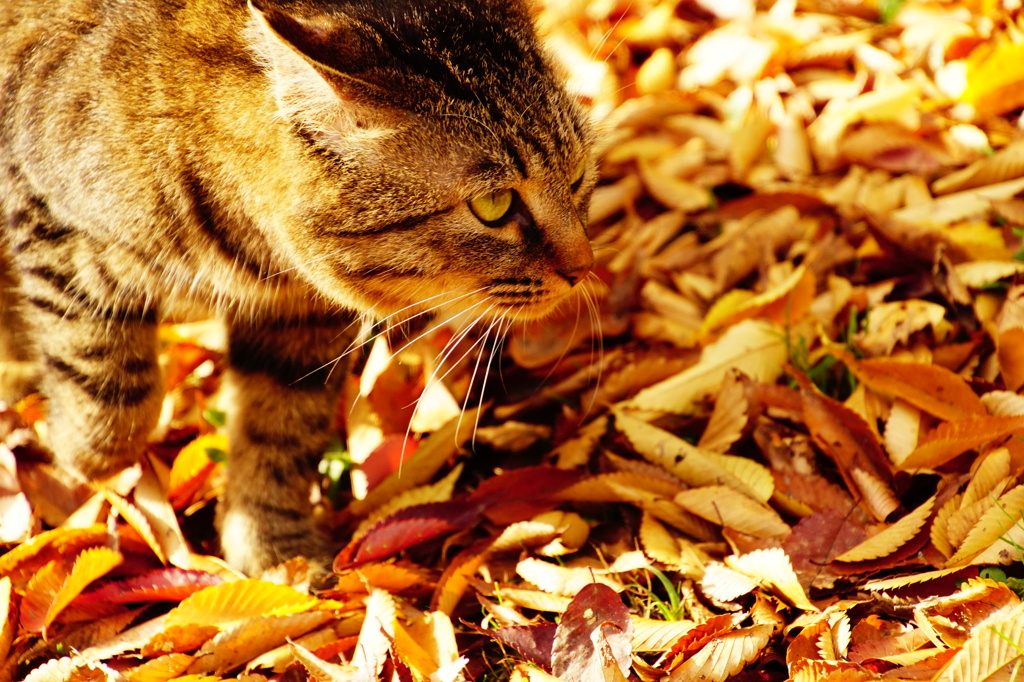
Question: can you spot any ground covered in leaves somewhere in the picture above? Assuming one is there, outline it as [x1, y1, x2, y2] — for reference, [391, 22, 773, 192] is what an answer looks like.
[6, 0, 1024, 679]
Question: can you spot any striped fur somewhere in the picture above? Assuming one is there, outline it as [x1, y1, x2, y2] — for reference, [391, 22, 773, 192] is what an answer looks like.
[0, 0, 594, 575]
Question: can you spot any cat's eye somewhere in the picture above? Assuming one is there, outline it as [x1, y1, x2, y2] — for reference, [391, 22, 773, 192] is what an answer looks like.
[570, 159, 586, 193]
[468, 189, 514, 225]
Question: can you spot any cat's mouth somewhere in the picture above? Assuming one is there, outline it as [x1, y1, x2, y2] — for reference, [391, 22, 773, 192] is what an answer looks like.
[482, 276, 580, 320]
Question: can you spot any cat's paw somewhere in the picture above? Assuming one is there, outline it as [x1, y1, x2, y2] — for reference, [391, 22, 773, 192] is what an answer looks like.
[217, 502, 335, 578]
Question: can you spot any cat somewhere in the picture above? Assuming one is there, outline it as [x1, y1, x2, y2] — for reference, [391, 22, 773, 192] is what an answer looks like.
[0, 0, 594, 575]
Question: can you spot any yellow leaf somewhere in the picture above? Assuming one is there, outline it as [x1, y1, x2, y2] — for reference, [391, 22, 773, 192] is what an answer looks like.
[727, 548, 817, 612]
[697, 370, 749, 453]
[674, 486, 790, 538]
[946, 484, 1024, 566]
[638, 158, 712, 213]
[621, 319, 787, 415]
[932, 601, 1024, 681]
[493, 586, 573, 614]
[639, 513, 684, 567]
[289, 640, 356, 682]
[433, 547, 488, 616]
[932, 140, 1024, 195]
[835, 495, 935, 563]
[103, 489, 167, 565]
[615, 411, 764, 500]
[168, 433, 225, 503]
[954, 261, 1024, 288]
[666, 624, 772, 681]
[631, 616, 697, 652]
[47, 546, 123, 630]
[855, 300, 948, 356]
[516, 557, 623, 596]
[884, 400, 922, 466]
[561, 469, 683, 503]
[899, 415, 1024, 470]
[186, 610, 338, 676]
[702, 266, 816, 336]
[394, 611, 466, 681]
[352, 590, 397, 677]
[960, 41, 1024, 116]
[962, 448, 1011, 509]
[0, 524, 108, 585]
[702, 563, 757, 602]
[164, 579, 322, 629]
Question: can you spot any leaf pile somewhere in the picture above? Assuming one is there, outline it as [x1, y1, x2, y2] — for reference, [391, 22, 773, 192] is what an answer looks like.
[6, 0, 1024, 679]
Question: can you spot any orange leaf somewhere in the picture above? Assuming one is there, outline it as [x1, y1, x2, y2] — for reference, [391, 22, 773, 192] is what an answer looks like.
[0, 577, 15, 663]
[899, 415, 1024, 470]
[844, 356, 987, 421]
[997, 327, 1024, 393]
[432, 546, 489, 615]
[19, 560, 66, 633]
[0, 524, 108, 586]
[21, 547, 123, 633]
[332, 562, 434, 597]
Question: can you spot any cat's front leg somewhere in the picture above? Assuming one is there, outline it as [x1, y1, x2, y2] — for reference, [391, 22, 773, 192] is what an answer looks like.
[8, 204, 162, 478]
[220, 309, 354, 576]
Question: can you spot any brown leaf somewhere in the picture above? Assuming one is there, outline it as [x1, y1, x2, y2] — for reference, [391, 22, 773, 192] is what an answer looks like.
[791, 370, 893, 509]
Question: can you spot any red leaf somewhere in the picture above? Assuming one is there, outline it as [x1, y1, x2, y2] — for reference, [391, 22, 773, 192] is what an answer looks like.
[484, 622, 558, 670]
[74, 568, 223, 608]
[551, 583, 634, 680]
[336, 500, 483, 569]
[469, 466, 585, 524]
[362, 435, 418, 491]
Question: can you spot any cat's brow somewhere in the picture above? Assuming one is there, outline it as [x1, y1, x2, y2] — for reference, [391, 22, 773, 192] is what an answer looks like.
[327, 208, 451, 237]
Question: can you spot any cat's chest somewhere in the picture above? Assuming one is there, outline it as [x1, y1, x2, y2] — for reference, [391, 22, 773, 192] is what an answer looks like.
[103, 231, 319, 322]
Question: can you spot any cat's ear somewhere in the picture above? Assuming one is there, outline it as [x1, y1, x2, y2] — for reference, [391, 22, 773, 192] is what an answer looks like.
[246, 0, 405, 135]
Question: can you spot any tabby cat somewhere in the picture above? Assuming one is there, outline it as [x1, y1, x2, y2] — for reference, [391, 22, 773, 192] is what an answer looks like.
[0, 0, 594, 574]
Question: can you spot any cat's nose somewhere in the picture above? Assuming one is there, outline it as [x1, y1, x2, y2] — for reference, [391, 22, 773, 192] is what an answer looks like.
[557, 260, 592, 287]
[553, 224, 594, 287]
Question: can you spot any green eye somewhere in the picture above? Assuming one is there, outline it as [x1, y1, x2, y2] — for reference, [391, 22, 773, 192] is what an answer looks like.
[468, 189, 514, 225]
[570, 159, 586, 192]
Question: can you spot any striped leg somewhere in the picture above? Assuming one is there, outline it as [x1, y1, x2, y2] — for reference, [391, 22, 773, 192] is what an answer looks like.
[219, 310, 354, 575]
[7, 201, 161, 478]
[0, 248, 38, 403]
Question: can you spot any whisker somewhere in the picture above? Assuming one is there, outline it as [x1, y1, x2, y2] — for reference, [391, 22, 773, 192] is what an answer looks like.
[336, 286, 488, 365]
[402, 302, 500, 462]
[589, 1, 635, 63]
[580, 275, 605, 417]
[343, 296, 492, 424]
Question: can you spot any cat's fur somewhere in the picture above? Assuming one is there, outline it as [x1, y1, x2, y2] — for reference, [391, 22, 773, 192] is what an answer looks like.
[0, 0, 594, 574]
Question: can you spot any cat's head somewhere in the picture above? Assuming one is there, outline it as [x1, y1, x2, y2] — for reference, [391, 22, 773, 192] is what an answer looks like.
[247, 0, 594, 324]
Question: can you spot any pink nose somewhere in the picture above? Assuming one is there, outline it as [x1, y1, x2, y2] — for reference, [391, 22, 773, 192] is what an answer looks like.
[557, 265, 590, 286]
